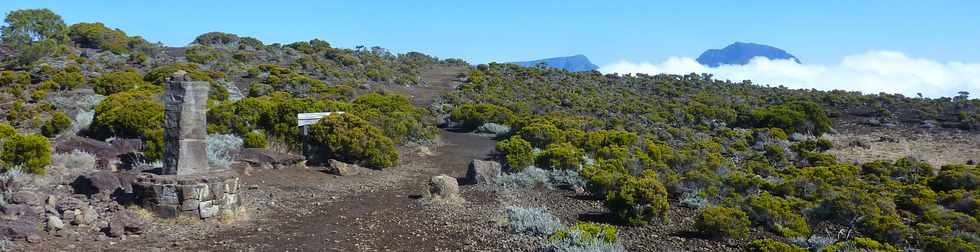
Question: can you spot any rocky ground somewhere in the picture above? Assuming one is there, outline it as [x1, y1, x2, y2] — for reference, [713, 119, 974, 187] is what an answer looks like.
[6, 129, 786, 252]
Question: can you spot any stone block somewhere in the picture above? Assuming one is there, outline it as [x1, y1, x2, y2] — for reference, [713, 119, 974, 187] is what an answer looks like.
[155, 185, 179, 205]
[180, 199, 200, 211]
[153, 204, 179, 218]
[223, 193, 238, 207]
[199, 201, 219, 219]
[210, 181, 225, 200]
[178, 184, 209, 201]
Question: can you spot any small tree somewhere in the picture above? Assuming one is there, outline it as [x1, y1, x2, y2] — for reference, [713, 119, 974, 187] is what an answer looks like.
[1, 9, 67, 66]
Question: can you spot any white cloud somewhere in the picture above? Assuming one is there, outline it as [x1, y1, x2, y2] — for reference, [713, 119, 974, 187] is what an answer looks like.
[600, 51, 980, 98]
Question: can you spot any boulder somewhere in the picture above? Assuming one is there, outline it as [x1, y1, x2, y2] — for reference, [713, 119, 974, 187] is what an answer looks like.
[72, 171, 122, 199]
[0, 204, 36, 217]
[236, 148, 305, 169]
[326, 159, 361, 176]
[73, 206, 98, 226]
[465, 160, 501, 184]
[107, 210, 147, 237]
[47, 215, 65, 231]
[9, 191, 40, 206]
[920, 120, 937, 129]
[0, 218, 39, 240]
[475, 123, 511, 137]
[789, 133, 807, 142]
[427, 175, 461, 202]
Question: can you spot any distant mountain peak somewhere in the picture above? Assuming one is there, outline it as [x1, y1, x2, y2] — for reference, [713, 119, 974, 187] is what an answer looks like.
[696, 42, 800, 67]
[509, 55, 599, 72]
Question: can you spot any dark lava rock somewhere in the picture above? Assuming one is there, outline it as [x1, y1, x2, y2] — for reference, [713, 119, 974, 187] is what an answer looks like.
[465, 160, 501, 185]
[236, 148, 305, 169]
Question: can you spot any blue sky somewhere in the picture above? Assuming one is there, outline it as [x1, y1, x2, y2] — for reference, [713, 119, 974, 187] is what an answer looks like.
[2, 1, 978, 65]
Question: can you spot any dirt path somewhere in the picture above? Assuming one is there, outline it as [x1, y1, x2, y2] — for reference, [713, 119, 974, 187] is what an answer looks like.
[178, 130, 497, 251]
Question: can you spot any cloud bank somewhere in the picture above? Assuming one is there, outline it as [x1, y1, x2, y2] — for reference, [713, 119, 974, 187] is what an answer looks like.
[600, 51, 980, 98]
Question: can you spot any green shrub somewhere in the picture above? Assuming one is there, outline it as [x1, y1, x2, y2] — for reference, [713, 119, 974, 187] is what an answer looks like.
[0, 71, 31, 87]
[823, 237, 899, 252]
[741, 101, 832, 135]
[185, 45, 222, 64]
[857, 213, 909, 244]
[695, 206, 751, 238]
[93, 70, 146, 95]
[896, 184, 938, 213]
[243, 130, 267, 148]
[606, 170, 670, 225]
[68, 22, 131, 53]
[536, 142, 584, 170]
[551, 223, 618, 244]
[50, 65, 84, 90]
[351, 93, 436, 143]
[1, 134, 51, 174]
[495, 137, 534, 170]
[919, 235, 978, 252]
[931, 164, 980, 191]
[746, 239, 806, 252]
[516, 121, 564, 148]
[40, 111, 71, 137]
[307, 113, 398, 168]
[581, 130, 639, 153]
[746, 192, 811, 237]
[449, 103, 514, 130]
[91, 91, 163, 139]
[193, 32, 240, 47]
[0, 123, 16, 139]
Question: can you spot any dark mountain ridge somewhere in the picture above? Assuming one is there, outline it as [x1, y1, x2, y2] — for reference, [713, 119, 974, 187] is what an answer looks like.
[696, 42, 800, 67]
[508, 54, 599, 72]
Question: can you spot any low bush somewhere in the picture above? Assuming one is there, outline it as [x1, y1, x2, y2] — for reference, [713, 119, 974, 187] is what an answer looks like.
[0, 123, 15, 139]
[207, 134, 242, 169]
[307, 113, 398, 168]
[746, 239, 806, 252]
[505, 206, 563, 236]
[516, 121, 564, 148]
[495, 166, 587, 190]
[90, 90, 163, 139]
[931, 164, 980, 191]
[822, 237, 899, 252]
[536, 142, 584, 170]
[695, 206, 751, 238]
[542, 223, 624, 252]
[580, 159, 629, 196]
[606, 170, 670, 225]
[746, 192, 811, 237]
[93, 70, 146, 95]
[243, 130, 267, 148]
[50, 150, 96, 172]
[41, 111, 71, 137]
[449, 103, 514, 130]
[1, 134, 51, 174]
[495, 137, 534, 171]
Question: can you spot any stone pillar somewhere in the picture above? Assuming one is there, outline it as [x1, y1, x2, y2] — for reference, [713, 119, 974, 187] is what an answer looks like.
[162, 70, 210, 175]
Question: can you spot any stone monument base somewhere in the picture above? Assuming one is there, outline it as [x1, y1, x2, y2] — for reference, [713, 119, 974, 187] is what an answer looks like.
[132, 170, 242, 219]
